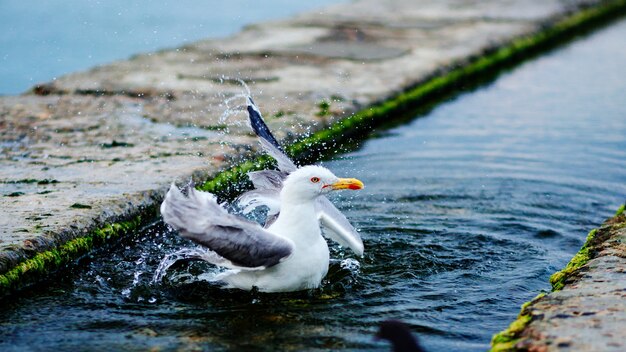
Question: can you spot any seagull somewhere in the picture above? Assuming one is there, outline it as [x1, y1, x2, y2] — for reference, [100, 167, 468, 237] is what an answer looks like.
[160, 96, 364, 292]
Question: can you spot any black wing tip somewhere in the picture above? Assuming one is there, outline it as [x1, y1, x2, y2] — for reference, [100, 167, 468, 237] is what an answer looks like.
[245, 97, 284, 152]
[246, 104, 259, 120]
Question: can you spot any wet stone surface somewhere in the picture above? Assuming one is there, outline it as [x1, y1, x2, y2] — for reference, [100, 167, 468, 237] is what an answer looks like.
[0, 1, 610, 283]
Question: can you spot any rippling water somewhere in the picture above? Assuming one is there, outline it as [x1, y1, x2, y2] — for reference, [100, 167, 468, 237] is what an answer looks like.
[2, 19, 626, 352]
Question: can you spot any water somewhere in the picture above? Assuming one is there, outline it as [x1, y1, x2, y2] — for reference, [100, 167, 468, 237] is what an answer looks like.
[2, 17, 626, 352]
[0, 0, 343, 95]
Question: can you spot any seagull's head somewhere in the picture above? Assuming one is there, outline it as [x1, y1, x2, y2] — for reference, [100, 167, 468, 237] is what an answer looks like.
[281, 165, 364, 202]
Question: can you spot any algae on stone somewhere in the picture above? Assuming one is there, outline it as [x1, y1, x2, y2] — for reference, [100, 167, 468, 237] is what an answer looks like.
[490, 201, 626, 350]
[490, 293, 545, 352]
[549, 229, 597, 291]
[0, 217, 143, 297]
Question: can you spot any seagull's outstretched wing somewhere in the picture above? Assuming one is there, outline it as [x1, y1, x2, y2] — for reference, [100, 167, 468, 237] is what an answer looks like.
[316, 197, 364, 256]
[161, 183, 294, 269]
[243, 96, 364, 256]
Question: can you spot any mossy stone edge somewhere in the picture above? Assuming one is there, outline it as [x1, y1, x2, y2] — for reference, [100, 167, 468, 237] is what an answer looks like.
[489, 203, 626, 351]
[2, 0, 626, 299]
[0, 218, 144, 298]
[549, 228, 598, 291]
[490, 293, 546, 352]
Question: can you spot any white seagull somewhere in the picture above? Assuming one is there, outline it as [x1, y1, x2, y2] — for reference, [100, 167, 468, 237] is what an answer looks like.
[160, 97, 364, 292]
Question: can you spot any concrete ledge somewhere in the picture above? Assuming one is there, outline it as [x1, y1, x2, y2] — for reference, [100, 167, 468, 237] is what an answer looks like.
[2, 0, 626, 298]
[491, 205, 626, 351]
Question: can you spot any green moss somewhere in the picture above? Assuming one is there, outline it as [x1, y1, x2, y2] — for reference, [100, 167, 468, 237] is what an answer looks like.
[549, 228, 597, 291]
[490, 293, 545, 351]
[316, 100, 331, 117]
[100, 140, 134, 148]
[490, 314, 532, 352]
[330, 95, 345, 102]
[199, 156, 274, 195]
[615, 204, 625, 216]
[520, 292, 545, 311]
[36, 179, 59, 185]
[70, 203, 92, 209]
[0, 217, 143, 297]
[1, 179, 58, 184]
[199, 124, 228, 131]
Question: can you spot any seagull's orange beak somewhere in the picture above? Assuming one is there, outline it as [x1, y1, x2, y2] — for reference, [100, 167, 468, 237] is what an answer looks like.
[331, 178, 364, 190]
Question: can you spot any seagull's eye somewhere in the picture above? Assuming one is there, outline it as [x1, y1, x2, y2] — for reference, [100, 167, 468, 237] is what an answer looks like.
[310, 177, 320, 183]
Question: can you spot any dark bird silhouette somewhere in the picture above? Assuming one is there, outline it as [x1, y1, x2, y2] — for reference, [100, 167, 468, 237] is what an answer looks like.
[375, 320, 425, 352]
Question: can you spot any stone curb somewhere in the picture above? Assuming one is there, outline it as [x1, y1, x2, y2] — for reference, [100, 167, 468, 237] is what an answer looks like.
[490, 204, 626, 351]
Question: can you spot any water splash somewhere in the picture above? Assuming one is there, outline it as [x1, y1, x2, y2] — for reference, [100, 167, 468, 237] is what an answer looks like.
[218, 78, 253, 125]
[151, 247, 212, 284]
[322, 257, 361, 293]
[121, 271, 142, 299]
[340, 258, 360, 272]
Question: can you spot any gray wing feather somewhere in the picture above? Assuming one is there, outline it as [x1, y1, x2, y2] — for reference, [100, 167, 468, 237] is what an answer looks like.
[237, 189, 281, 215]
[247, 170, 287, 190]
[161, 183, 294, 268]
[259, 138, 298, 173]
[237, 170, 286, 215]
[316, 197, 364, 256]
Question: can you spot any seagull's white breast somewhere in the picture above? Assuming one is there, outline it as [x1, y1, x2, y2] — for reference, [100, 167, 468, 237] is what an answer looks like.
[223, 202, 330, 292]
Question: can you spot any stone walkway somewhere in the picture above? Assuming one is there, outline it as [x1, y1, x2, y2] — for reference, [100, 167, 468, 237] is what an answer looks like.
[0, 0, 617, 293]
